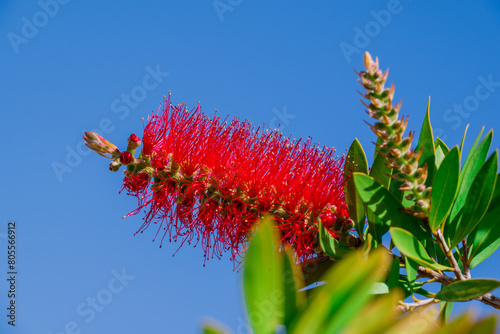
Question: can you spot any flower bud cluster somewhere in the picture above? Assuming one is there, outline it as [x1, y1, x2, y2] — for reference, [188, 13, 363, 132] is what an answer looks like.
[357, 52, 431, 218]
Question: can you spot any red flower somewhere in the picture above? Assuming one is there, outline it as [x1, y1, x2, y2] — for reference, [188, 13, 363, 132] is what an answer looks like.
[122, 95, 349, 265]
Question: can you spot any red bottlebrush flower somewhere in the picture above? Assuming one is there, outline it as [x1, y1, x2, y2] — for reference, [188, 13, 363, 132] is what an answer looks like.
[122, 170, 151, 194]
[122, 95, 349, 265]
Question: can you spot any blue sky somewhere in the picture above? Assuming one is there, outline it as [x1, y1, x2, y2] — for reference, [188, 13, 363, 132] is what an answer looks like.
[1, 1, 500, 333]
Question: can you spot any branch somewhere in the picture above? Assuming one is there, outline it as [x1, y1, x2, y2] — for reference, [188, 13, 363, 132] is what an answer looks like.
[416, 264, 500, 309]
[398, 298, 437, 312]
[433, 228, 465, 281]
[461, 238, 471, 279]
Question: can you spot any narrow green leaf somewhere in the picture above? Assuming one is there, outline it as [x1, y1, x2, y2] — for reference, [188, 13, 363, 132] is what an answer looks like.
[469, 316, 497, 334]
[374, 136, 384, 161]
[290, 250, 390, 334]
[462, 126, 486, 173]
[202, 322, 230, 334]
[486, 173, 500, 213]
[423, 238, 437, 262]
[386, 256, 400, 291]
[397, 277, 429, 299]
[447, 130, 492, 243]
[435, 137, 450, 155]
[415, 97, 436, 185]
[354, 173, 430, 240]
[370, 282, 389, 294]
[434, 311, 474, 334]
[460, 124, 470, 152]
[468, 205, 500, 268]
[451, 150, 498, 248]
[341, 292, 401, 334]
[435, 146, 446, 168]
[435, 279, 500, 301]
[439, 301, 453, 326]
[319, 221, 352, 258]
[282, 250, 305, 327]
[390, 227, 452, 271]
[370, 152, 392, 189]
[366, 209, 389, 244]
[243, 218, 283, 334]
[344, 138, 369, 236]
[429, 147, 460, 232]
[405, 256, 418, 295]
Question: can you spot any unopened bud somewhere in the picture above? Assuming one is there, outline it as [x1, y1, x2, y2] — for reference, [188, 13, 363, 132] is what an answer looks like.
[399, 181, 414, 191]
[83, 131, 120, 159]
[127, 134, 141, 150]
[109, 158, 121, 172]
[405, 193, 416, 201]
[342, 219, 355, 232]
[417, 184, 426, 192]
[416, 199, 428, 209]
[363, 52, 375, 71]
[390, 148, 401, 158]
[120, 151, 133, 165]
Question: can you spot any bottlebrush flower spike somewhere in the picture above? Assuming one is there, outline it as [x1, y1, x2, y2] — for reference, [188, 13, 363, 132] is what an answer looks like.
[86, 93, 352, 265]
[357, 52, 431, 218]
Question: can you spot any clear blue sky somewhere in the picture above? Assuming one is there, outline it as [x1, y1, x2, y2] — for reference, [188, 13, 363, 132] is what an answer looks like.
[1, 1, 500, 333]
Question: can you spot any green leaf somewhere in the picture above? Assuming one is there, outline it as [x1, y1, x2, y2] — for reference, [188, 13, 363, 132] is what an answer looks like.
[435, 137, 450, 155]
[390, 227, 452, 271]
[370, 152, 392, 189]
[486, 173, 500, 213]
[374, 136, 384, 161]
[397, 277, 430, 299]
[405, 256, 418, 295]
[282, 250, 305, 327]
[435, 146, 446, 168]
[202, 322, 230, 334]
[386, 256, 400, 291]
[434, 312, 474, 334]
[344, 138, 369, 236]
[468, 205, 500, 268]
[469, 316, 497, 334]
[341, 292, 401, 334]
[439, 301, 453, 325]
[319, 221, 352, 258]
[447, 130, 493, 243]
[370, 282, 389, 294]
[353, 173, 430, 240]
[429, 147, 460, 232]
[366, 209, 389, 244]
[289, 249, 390, 334]
[451, 150, 498, 248]
[462, 126, 486, 173]
[243, 217, 283, 334]
[415, 97, 436, 185]
[435, 279, 500, 301]
[460, 124, 470, 152]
